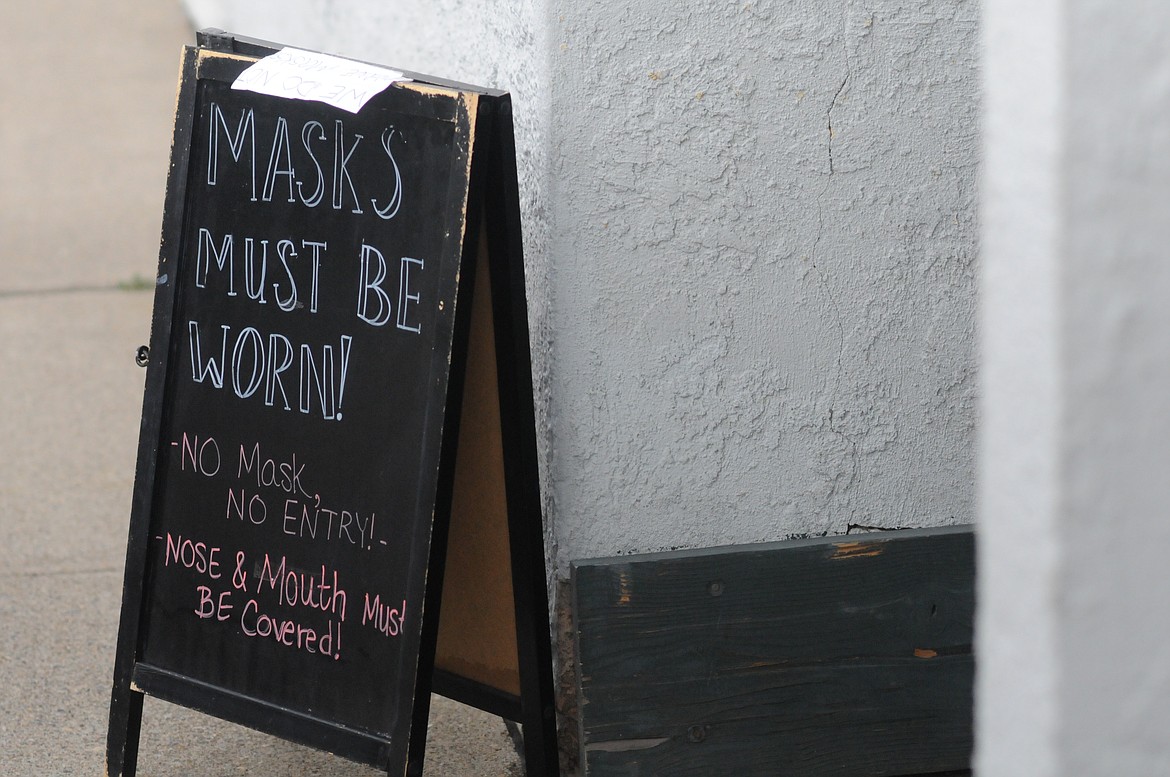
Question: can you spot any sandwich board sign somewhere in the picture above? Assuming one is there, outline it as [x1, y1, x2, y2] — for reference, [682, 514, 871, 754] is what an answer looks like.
[107, 30, 558, 777]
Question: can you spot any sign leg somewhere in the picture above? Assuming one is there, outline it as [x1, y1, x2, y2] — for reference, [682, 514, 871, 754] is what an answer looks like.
[518, 678, 559, 776]
[106, 676, 144, 777]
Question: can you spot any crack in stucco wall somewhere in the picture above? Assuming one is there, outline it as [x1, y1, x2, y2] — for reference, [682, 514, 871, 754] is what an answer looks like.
[827, 74, 850, 174]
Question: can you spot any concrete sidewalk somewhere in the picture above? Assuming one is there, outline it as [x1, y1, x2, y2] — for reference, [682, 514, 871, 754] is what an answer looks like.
[0, 2, 521, 774]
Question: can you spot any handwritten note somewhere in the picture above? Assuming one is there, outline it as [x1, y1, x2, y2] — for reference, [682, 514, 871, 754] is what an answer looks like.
[187, 100, 423, 423]
[158, 432, 409, 662]
[232, 47, 410, 113]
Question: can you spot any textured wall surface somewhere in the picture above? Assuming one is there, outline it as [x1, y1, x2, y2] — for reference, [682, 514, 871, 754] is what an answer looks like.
[981, 1, 1170, 775]
[547, 0, 979, 570]
[182, 1, 979, 576]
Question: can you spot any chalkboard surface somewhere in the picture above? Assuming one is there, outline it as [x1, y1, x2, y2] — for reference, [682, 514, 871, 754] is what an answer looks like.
[120, 46, 482, 770]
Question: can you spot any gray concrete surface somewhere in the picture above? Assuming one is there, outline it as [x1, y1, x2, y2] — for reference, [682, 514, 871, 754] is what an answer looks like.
[0, 2, 522, 775]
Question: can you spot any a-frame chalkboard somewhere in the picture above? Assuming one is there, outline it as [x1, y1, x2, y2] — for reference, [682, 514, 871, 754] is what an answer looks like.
[107, 30, 558, 777]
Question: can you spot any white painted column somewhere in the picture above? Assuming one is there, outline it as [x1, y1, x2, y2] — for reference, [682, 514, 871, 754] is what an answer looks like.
[979, 1, 1170, 774]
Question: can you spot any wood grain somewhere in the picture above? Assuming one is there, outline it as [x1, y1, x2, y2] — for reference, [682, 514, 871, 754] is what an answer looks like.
[573, 526, 974, 776]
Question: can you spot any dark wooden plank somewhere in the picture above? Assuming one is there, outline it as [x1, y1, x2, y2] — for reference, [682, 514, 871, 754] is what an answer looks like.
[572, 526, 974, 777]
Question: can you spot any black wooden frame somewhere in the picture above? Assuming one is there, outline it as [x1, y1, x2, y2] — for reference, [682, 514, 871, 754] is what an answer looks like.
[107, 30, 559, 777]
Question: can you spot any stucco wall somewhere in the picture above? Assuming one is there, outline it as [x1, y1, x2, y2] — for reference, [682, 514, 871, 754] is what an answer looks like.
[547, 0, 978, 569]
[182, 1, 979, 575]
